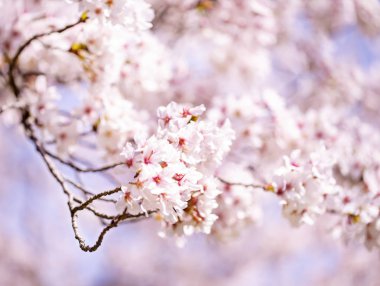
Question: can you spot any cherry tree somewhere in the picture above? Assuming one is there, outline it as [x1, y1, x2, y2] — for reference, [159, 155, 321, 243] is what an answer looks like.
[1, 0, 380, 253]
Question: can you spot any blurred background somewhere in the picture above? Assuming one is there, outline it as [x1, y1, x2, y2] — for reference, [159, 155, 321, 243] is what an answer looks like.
[1, 1, 380, 285]
[1, 124, 380, 286]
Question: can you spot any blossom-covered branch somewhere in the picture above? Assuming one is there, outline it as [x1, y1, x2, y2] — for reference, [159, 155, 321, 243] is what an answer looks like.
[1, 0, 380, 252]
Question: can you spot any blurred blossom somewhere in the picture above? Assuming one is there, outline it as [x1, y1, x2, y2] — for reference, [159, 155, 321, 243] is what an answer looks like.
[1, 0, 380, 285]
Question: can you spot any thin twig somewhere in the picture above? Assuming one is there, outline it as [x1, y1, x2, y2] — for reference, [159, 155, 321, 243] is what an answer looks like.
[71, 187, 122, 214]
[44, 130, 93, 145]
[8, 17, 86, 97]
[65, 178, 117, 203]
[218, 177, 264, 189]
[6, 15, 153, 253]
[71, 207, 149, 252]
[45, 149, 125, 172]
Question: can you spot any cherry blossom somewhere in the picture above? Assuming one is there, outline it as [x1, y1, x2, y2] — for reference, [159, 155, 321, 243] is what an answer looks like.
[75, 0, 154, 30]
[116, 102, 234, 239]
[1, 0, 380, 254]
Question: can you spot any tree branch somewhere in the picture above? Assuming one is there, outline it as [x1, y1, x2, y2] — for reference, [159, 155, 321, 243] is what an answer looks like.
[6, 14, 153, 253]
[71, 207, 151, 252]
[45, 149, 125, 173]
[8, 17, 86, 97]
[218, 177, 264, 189]
[71, 187, 122, 214]
[65, 178, 117, 203]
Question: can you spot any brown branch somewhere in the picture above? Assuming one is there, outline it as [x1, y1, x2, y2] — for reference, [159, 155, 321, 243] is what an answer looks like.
[151, 4, 170, 31]
[71, 207, 151, 252]
[25, 115, 154, 249]
[44, 130, 93, 145]
[218, 177, 264, 189]
[44, 149, 125, 172]
[8, 17, 86, 98]
[65, 178, 117, 203]
[25, 118, 149, 250]
[6, 14, 153, 252]
[71, 187, 122, 214]
[83, 206, 118, 221]
[21, 70, 46, 78]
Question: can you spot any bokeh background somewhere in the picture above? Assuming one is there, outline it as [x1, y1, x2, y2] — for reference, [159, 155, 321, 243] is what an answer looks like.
[1, 1, 380, 285]
[1, 122, 380, 286]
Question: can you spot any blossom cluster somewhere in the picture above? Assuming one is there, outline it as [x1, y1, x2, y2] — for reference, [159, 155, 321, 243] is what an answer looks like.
[1, 0, 380, 252]
[74, 0, 154, 30]
[117, 102, 234, 238]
